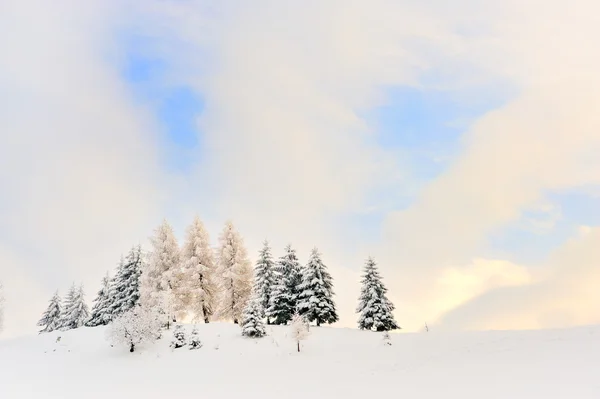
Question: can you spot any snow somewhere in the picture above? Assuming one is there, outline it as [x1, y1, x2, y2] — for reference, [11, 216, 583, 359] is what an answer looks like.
[0, 323, 599, 398]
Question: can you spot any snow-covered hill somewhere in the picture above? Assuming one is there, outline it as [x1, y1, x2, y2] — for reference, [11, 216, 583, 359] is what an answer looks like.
[0, 323, 598, 398]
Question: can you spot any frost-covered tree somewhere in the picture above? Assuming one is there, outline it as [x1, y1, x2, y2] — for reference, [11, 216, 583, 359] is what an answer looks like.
[60, 284, 90, 330]
[215, 221, 253, 324]
[106, 304, 162, 353]
[175, 216, 217, 323]
[241, 296, 266, 338]
[356, 257, 399, 332]
[253, 241, 276, 323]
[188, 327, 202, 349]
[297, 248, 338, 327]
[267, 245, 302, 325]
[141, 220, 180, 326]
[170, 324, 187, 349]
[37, 291, 62, 333]
[290, 313, 309, 352]
[86, 272, 112, 327]
[110, 245, 143, 318]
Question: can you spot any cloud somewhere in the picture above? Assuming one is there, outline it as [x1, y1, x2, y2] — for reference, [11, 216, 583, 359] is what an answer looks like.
[0, 0, 165, 337]
[435, 227, 600, 330]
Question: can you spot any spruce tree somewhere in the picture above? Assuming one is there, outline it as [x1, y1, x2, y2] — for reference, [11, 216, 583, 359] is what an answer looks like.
[141, 220, 180, 326]
[86, 272, 113, 327]
[241, 296, 266, 338]
[188, 327, 202, 349]
[170, 324, 187, 349]
[253, 240, 276, 323]
[297, 248, 338, 326]
[37, 291, 62, 333]
[175, 216, 217, 323]
[111, 245, 143, 318]
[60, 284, 90, 330]
[356, 257, 399, 331]
[266, 244, 302, 325]
[215, 221, 253, 324]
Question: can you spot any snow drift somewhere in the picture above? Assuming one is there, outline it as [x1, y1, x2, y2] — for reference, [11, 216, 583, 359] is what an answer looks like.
[0, 323, 598, 398]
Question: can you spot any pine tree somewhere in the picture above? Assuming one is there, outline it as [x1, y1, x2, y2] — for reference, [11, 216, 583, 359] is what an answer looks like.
[241, 296, 266, 338]
[297, 248, 338, 327]
[37, 291, 62, 333]
[188, 327, 202, 349]
[141, 220, 180, 327]
[60, 284, 90, 330]
[175, 216, 217, 323]
[215, 221, 253, 324]
[86, 272, 113, 327]
[266, 244, 302, 325]
[253, 240, 276, 323]
[356, 257, 399, 332]
[170, 324, 187, 349]
[111, 246, 143, 318]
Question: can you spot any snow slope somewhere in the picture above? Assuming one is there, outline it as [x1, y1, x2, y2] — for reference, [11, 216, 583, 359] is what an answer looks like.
[0, 323, 598, 398]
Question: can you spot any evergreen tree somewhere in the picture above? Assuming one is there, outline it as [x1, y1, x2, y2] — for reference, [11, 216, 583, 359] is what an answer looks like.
[241, 296, 266, 338]
[266, 244, 302, 325]
[60, 284, 90, 330]
[141, 220, 180, 326]
[175, 216, 217, 323]
[356, 257, 399, 331]
[215, 221, 253, 324]
[188, 327, 202, 349]
[86, 272, 113, 327]
[37, 291, 62, 333]
[253, 240, 276, 323]
[111, 245, 143, 318]
[297, 248, 338, 327]
[170, 324, 187, 349]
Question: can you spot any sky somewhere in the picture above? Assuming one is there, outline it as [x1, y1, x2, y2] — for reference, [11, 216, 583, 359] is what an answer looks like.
[1, 0, 599, 338]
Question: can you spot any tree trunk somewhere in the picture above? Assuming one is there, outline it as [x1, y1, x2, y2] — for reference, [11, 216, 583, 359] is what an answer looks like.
[204, 317, 210, 323]
[297, 341, 300, 352]
[234, 319, 239, 324]
[130, 343, 135, 353]
[316, 319, 320, 327]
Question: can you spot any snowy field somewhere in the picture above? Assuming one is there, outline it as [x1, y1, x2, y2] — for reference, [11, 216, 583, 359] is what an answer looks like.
[0, 323, 599, 398]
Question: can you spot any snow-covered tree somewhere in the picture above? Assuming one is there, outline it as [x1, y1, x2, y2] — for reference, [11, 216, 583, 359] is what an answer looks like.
[141, 220, 180, 326]
[86, 272, 112, 327]
[382, 331, 392, 346]
[215, 221, 253, 324]
[106, 304, 162, 353]
[253, 241, 276, 323]
[37, 291, 62, 333]
[188, 327, 202, 349]
[297, 248, 338, 327]
[356, 257, 399, 332]
[175, 216, 217, 323]
[60, 284, 90, 330]
[290, 313, 309, 352]
[267, 244, 302, 325]
[241, 296, 266, 338]
[170, 324, 187, 349]
[110, 245, 143, 318]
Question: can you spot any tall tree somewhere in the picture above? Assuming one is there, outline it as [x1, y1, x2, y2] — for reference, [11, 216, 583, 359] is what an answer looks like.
[215, 221, 253, 324]
[37, 291, 62, 333]
[60, 284, 90, 330]
[267, 244, 302, 325]
[175, 216, 217, 323]
[111, 245, 143, 318]
[297, 248, 338, 326]
[253, 240, 276, 324]
[86, 272, 113, 327]
[141, 220, 180, 326]
[356, 257, 399, 332]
